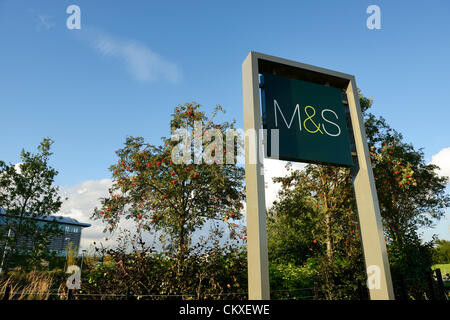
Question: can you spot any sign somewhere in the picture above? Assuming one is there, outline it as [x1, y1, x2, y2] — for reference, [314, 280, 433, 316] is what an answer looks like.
[243, 51, 394, 300]
[262, 73, 353, 166]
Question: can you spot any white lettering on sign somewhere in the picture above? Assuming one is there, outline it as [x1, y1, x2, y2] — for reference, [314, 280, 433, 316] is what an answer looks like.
[273, 100, 342, 137]
[321, 109, 342, 137]
[274, 100, 302, 130]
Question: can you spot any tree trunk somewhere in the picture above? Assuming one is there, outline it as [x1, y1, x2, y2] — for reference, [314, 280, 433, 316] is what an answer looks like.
[176, 215, 187, 275]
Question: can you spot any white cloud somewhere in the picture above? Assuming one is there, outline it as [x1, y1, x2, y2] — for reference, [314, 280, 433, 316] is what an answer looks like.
[430, 147, 450, 183]
[263, 159, 306, 209]
[58, 179, 135, 251]
[58, 179, 112, 250]
[81, 27, 182, 83]
[57, 178, 235, 253]
[58, 179, 161, 252]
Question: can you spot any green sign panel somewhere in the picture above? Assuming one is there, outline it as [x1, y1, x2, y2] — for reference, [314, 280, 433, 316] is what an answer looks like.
[263, 73, 353, 166]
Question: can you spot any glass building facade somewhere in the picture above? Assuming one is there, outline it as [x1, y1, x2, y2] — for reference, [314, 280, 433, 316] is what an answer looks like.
[0, 209, 91, 257]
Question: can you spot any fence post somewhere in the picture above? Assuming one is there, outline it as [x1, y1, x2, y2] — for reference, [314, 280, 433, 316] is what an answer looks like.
[399, 276, 408, 300]
[357, 281, 365, 300]
[2, 285, 11, 301]
[126, 288, 133, 301]
[313, 282, 318, 300]
[426, 271, 435, 300]
[67, 289, 73, 301]
[434, 269, 447, 300]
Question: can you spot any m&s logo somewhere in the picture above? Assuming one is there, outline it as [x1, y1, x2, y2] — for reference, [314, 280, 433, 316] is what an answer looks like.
[273, 100, 342, 137]
[263, 73, 353, 166]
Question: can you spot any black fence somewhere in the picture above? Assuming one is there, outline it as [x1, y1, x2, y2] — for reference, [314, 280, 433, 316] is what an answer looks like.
[391, 268, 448, 300]
[1, 268, 448, 301]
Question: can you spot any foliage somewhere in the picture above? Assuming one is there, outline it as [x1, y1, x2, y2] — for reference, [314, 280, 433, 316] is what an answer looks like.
[267, 93, 450, 299]
[364, 95, 449, 297]
[432, 239, 450, 264]
[268, 164, 366, 299]
[89, 103, 247, 298]
[0, 138, 63, 274]
[0, 270, 61, 300]
[269, 259, 319, 299]
[93, 103, 245, 259]
[80, 229, 247, 299]
[65, 242, 78, 268]
[367, 119, 449, 239]
[432, 264, 450, 279]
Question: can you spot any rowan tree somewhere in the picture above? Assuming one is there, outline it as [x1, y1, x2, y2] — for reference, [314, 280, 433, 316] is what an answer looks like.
[92, 103, 246, 272]
[365, 99, 450, 288]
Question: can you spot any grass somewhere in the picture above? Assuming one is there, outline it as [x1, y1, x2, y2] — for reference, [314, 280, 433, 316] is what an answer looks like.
[432, 263, 450, 277]
[0, 271, 55, 300]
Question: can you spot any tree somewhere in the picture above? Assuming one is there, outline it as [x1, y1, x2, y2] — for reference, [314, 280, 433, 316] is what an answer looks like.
[268, 164, 365, 299]
[268, 92, 450, 299]
[92, 103, 246, 279]
[432, 239, 450, 265]
[364, 95, 450, 290]
[0, 138, 63, 275]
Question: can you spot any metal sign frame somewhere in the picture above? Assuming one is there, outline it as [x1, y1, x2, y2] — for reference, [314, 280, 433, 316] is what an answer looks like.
[242, 51, 394, 300]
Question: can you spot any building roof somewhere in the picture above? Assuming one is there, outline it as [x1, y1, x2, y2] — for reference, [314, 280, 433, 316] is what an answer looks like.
[42, 215, 91, 228]
[0, 209, 91, 228]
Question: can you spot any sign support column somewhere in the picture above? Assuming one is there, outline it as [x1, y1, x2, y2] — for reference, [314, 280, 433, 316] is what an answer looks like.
[242, 52, 270, 300]
[346, 79, 395, 300]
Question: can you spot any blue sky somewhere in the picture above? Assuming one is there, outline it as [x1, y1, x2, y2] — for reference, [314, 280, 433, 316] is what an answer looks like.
[0, 0, 448, 244]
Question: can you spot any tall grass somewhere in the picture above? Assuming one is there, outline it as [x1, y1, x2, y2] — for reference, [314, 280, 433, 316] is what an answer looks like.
[65, 242, 78, 267]
[0, 270, 55, 300]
